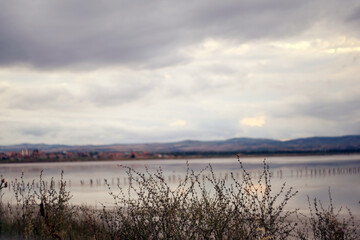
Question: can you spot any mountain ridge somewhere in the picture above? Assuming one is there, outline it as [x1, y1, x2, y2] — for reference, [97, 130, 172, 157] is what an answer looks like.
[1, 135, 360, 154]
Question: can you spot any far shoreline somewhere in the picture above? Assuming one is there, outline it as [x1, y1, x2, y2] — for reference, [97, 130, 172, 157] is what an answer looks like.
[1, 151, 360, 165]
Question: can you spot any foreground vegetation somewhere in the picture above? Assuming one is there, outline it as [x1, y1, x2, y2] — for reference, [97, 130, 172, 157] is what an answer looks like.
[0, 157, 358, 239]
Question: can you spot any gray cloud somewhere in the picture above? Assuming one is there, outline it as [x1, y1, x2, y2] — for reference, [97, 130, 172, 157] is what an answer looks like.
[267, 94, 360, 123]
[0, 73, 159, 110]
[0, 120, 61, 144]
[20, 127, 55, 137]
[0, 0, 358, 70]
[347, 5, 360, 22]
[0, 0, 360, 145]
[4, 88, 79, 110]
[86, 80, 155, 107]
[296, 98, 360, 121]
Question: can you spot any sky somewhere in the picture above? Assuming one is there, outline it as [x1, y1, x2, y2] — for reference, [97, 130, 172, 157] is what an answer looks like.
[0, 0, 360, 145]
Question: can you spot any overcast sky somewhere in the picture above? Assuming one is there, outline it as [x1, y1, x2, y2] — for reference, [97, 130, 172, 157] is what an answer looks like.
[0, 0, 360, 145]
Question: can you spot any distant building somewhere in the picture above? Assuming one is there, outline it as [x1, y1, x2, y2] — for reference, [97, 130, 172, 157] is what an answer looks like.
[21, 148, 29, 157]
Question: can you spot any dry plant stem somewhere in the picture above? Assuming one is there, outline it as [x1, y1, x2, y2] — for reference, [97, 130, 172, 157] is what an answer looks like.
[0, 156, 358, 239]
[95, 157, 299, 239]
[297, 189, 359, 240]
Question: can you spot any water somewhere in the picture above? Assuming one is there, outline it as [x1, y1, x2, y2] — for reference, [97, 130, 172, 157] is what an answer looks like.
[1, 154, 360, 213]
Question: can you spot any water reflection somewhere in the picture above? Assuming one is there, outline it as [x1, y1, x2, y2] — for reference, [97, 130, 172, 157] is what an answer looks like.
[37, 165, 357, 188]
[1, 154, 360, 212]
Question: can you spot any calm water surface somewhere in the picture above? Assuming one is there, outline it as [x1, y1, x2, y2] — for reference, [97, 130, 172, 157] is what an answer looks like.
[1, 154, 360, 213]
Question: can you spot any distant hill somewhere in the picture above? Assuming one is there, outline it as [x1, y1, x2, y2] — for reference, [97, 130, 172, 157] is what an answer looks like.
[1, 135, 360, 154]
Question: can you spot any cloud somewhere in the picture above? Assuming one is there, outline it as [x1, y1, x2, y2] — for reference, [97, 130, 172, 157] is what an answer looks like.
[1, 33, 359, 144]
[1, 87, 79, 111]
[20, 127, 55, 137]
[0, 68, 162, 110]
[0, 81, 8, 94]
[85, 79, 154, 107]
[294, 98, 360, 121]
[169, 120, 187, 127]
[240, 116, 265, 127]
[347, 5, 360, 23]
[0, 0, 359, 70]
[0, 0, 360, 145]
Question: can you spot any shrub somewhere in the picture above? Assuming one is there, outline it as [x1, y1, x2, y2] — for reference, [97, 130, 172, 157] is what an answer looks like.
[94, 157, 299, 239]
[0, 171, 76, 239]
[296, 190, 359, 240]
[0, 176, 8, 237]
[0, 156, 358, 239]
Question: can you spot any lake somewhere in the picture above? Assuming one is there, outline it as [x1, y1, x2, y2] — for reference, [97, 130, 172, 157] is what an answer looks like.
[1, 154, 360, 213]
